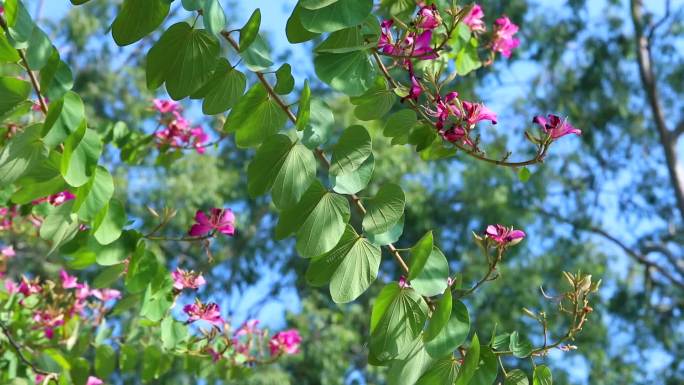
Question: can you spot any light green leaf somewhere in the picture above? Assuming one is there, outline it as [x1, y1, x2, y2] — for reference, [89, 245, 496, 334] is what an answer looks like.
[411, 246, 449, 297]
[39, 50, 74, 100]
[0, 76, 31, 117]
[331, 153, 374, 195]
[112, 0, 170, 46]
[119, 344, 138, 372]
[0, 30, 20, 63]
[61, 123, 103, 187]
[286, 4, 320, 43]
[239, 8, 261, 51]
[199, 59, 246, 115]
[0, 124, 47, 185]
[387, 338, 436, 385]
[42, 91, 85, 148]
[329, 125, 372, 175]
[161, 317, 188, 350]
[424, 289, 452, 342]
[306, 225, 381, 303]
[92, 199, 126, 245]
[223, 83, 287, 148]
[296, 80, 311, 130]
[181, 0, 201, 10]
[509, 331, 533, 358]
[408, 231, 433, 281]
[454, 334, 480, 385]
[73, 166, 114, 221]
[426, 300, 470, 358]
[94, 344, 116, 379]
[315, 24, 373, 53]
[370, 283, 428, 363]
[140, 279, 173, 322]
[146, 22, 220, 100]
[533, 365, 553, 385]
[276, 181, 350, 257]
[384, 109, 417, 139]
[314, 49, 376, 96]
[202, 0, 226, 37]
[239, 34, 273, 71]
[274, 63, 295, 95]
[39, 201, 80, 254]
[301, 99, 334, 148]
[416, 357, 460, 385]
[350, 77, 397, 121]
[25, 27, 52, 70]
[366, 213, 404, 246]
[471, 346, 498, 385]
[362, 183, 405, 235]
[248, 134, 316, 209]
[92, 264, 125, 288]
[299, 0, 373, 33]
[505, 369, 530, 385]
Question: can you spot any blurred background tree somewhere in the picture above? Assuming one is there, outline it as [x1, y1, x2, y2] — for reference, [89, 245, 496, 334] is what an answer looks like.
[3, 0, 682, 384]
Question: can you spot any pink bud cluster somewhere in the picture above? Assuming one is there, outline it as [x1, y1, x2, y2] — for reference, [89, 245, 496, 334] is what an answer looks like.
[152, 99, 208, 154]
[3, 270, 120, 339]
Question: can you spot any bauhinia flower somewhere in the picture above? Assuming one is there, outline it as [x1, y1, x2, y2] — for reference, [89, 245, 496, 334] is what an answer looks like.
[377, 20, 436, 59]
[407, 73, 422, 101]
[32, 309, 64, 339]
[18, 277, 41, 296]
[461, 101, 498, 126]
[152, 98, 180, 114]
[485, 224, 526, 246]
[1, 245, 15, 258]
[533, 114, 581, 139]
[398, 276, 410, 288]
[463, 4, 486, 32]
[60, 270, 78, 289]
[183, 300, 223, 326]
[33, 191, 76, 206]
[189, 208, 236, 237]
[416, 4, 442, 30]
[492, 16, 520, 58]
[171, 267, 206, 291]
[91, 288, 121, 302]
[85, 376, 104, 385]
[269, 329, 302, 356]
[234, 319, 260, 337]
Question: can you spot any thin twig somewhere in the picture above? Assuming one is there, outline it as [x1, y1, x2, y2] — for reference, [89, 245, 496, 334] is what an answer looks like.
[0, 321, 54, 377]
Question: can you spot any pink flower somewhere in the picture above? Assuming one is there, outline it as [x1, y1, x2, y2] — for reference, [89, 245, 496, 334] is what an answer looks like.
[410, 30, 436, 59]
[188, 208, 236, 237]
[269, 329, 302, 356]
[183, 300, 223, 326]
[35, 374, 45, 384]
[461, 101, 497, 126]
[153, 99, 180, 114]
[5, 280, 18, 294]
[60, 270, 78, 289]
[398, 276, 410, 288]
[75, 283, 90, 300]
[91, 289, 121, 302]
[463, 4, 486, 32]
[234, 319, 260, 337]
[378, 20, 397, 55]
[18, 277, 41, 296]
[416, 5, 441, 30]
[533, 114, 581, 139]
[34, 191, 76, 206]
[377, 20, 436, 59]
[31, 98, 48, 112]
[441, 125, 473, 147]
[492, 16, 520, 58]
[85, 376, 103, 385]
[206, 347, 222, 362]
[407, 74, 422, 101]
[429, 92, 460, 128]
[171, 268, 206, 291]
[32, 310, 64, 339]
[485, 224, 526, 246]
[1, 245, 15, 258]
[190, 127, 208, 154]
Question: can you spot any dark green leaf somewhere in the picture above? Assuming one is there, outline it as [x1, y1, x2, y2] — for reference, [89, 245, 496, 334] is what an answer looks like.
[454, 334, 480, 385]
[161, 317, 188, 350]
[471, 346, 498, 385]
[366, 212, 404, 246]
[286, 4, 320, 43]
[223, 83, 287, 148]
[239, 9, 261, 51]
[199, 59, 246, 115]
[94, 344, 116, 378]
[39, 201, 80, 254]
[314, 49, 376, 96]
[415, 356, 459, 384]
[112, 0, 170, 46]
[350, 77, 397, 121]
[408, 231, 433, 281]
[509, 331, 533, 358]
[329, 125, 372, 175]
[296, 80, 311, 130]
[533, 365, 553, 385]
[505, 369, 530, 385]
[274, 63, 295, 95]
[331, 153, 374, 195]
[42, 91, 86, 148]
[73, 166, 114, 222]
[0, 124, 47, 185]
[362, 183, 405, 235]
[426, 300, 470, 358]
[384, 109, 417, 139]
[0, 76, 31, 117]
[424, 289, 452, 342]
[299, 0, 373, 33]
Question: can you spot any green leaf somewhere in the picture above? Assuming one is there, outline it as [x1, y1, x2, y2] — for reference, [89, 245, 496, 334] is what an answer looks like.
[276, 181, 351, 258]
[248, 134, 316, 209]
[39, 50, 74, 100]
[296, 80, 311, 130]
[181, 0, 202, 10]
[300, 0, 339, 8]
[518, 167, 531, 182]
[40, 201, 80, 254]
[454, 334, 480, 385]
[306, 225, 381, 303]
[350, 77, 397, 121]
[471, 346, 498, 385]
[387, 338, 435, 385]
[362, 183, 405, 235]
[331, 153, 374, 195]
[491, 333, 511, 351]
[329, 125, 372, 175]
[408, 231, 433, 281]
[73, 166, 114, 221]
[411, 246, 449, 297]
[425, 300, 470, 358]
[366, 213, 404, 246]
[286, 4, 320, 44]
[11, 173, 66, 204]
[239, 8, 261, 51]
[509, 331, 533, 358]
[25, 27, 52, 70]
[315, 24, 374, 53]
[119, 344, 139, 372]
[42, 91, 86, 148]
[94, 344, 116, 379]
[161, 317, 188, 350]
[140, 279, 173, 322]
[202, 0, 226, 37]
[0, 30, 20, 63]
[199, 59, 246, 115]
[415, 356, 459, 384]
[301, 99, 334, 148]
[299, 0, 373, 33]
[505, 369, 530, 385]
[223, 83, 287, 148]
[0, 76, 31, 117]
[384, 109, 417, 139]
[125, 243, 159, 293]
[314, 49, 375, 96]
[70, 357, 89, 385]
[0, 124, 47, 185]
[369, 283, 428, 363]
[424, 289, 452, 342]
[61, 123, 103, 188]
[146, 22, 220, 100]
[455, 38, 482, 76]
[274, 63, 295, 95]
[92, 264, 125, 288]
[5, 0, 34, 48]
[239, 34, 273, 71]
[533, 365, 553, 385]
[112, 0, 170, 46]
[409, 124, 437, 152]
[92, 199, 126, 245]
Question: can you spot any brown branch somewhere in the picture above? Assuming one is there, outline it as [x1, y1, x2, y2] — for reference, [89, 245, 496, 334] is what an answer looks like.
[0, 321, 54, 377]
[219, 32, 410, 275]
[630, 0, 684, 220]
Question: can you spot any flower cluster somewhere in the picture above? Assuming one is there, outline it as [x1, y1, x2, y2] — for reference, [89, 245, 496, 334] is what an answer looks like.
[183, 299, 224, 326]
[378, 5, 440, 60]
[188, 208, 236, 237]
[172, 267, 205, 291]
[3, 270, 120, 339]
[152, 99, 208, 154]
